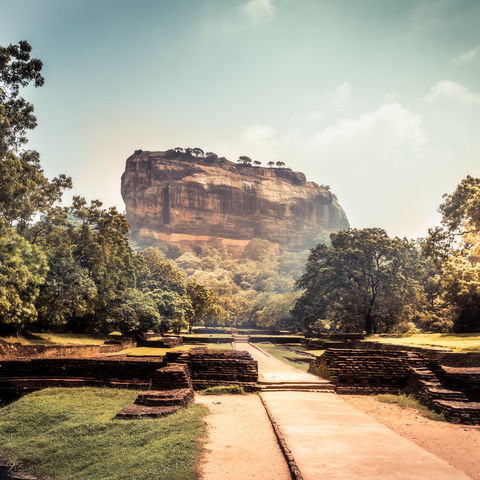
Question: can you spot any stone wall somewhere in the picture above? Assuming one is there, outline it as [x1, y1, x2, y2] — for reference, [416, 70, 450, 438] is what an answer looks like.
[137, 337, 183, 348]
[182, 336, 232, 344]
[0, 350, 259, 403]
[310, 348, 480, 424]
[164, 349, 258, 391]
[309, 349, 415, 394]
[0, 357, 163, 404]
[249, 336, 303, 344]
[0, 338, 135, 359]
[434, 366, 480, 402]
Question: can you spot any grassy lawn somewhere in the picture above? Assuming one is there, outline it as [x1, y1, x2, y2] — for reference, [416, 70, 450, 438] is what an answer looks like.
[183, 333, 232, 339]
[0, 388, 207, 480]
[257, 343, 313, 372]
[305, 349, 326, 356]
[117, 342, 232, 357]
[375, 393, 446, 421]
[1, 333, 107, 345]
[366, 333, 480, 352]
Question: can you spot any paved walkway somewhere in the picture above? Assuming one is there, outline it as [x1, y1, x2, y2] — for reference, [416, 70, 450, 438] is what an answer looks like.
[235, 342, 472, 480]
[197, 394, 290, 480]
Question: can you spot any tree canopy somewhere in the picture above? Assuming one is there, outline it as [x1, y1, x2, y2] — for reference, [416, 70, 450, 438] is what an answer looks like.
[294, 228, 428, 334]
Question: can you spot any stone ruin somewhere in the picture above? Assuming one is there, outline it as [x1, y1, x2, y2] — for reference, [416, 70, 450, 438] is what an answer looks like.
[310, 348, 480, 424]
[163, 349, 258, 391]
[0, 349, 258, 406]
[116, 363, 194, 419]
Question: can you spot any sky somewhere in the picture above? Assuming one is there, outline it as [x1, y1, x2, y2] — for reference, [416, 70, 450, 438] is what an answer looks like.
[2, 0, 480, 239]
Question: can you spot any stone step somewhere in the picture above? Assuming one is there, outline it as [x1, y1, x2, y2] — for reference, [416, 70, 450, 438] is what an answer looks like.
[424, 388, 469, 402]
[116, 404, 180, 419]
[135, 388, 194, 407]
[260, 382, 334, 391]
[261, 388, 335, 393]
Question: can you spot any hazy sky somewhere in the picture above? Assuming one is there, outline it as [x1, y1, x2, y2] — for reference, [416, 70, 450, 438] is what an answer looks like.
[2, 0, 480, 239]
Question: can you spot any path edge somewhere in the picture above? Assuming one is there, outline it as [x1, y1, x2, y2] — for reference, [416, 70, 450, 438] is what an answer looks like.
[259, 393, 304, 480]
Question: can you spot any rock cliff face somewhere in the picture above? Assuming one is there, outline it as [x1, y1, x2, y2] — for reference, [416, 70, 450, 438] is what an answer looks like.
[121, 150, 349, 252]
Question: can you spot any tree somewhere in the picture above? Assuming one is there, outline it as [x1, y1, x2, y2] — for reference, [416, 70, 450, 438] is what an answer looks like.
[275, 161, 285, 168]
[101, 288, 161, 335]
[0, 221, 48, 334]
[256, 292, 301, 332]
[35, 257, 97, 330]
[294, 228, 428, 334]
[191, 147, 204, 157]
[0, 41, 71, 225]
[267, 161, 275, 167]
[424, 176, 480, 332]
[253, 160, 261, 167]
[238, 156, 252, 165]
[186, 282, 221, 333]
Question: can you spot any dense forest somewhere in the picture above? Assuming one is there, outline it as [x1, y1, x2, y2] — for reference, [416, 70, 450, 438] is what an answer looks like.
[1, 41, 480, 337]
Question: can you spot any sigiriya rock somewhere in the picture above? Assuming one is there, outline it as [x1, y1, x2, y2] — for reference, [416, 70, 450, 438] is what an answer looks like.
[121, 149, 349, 252]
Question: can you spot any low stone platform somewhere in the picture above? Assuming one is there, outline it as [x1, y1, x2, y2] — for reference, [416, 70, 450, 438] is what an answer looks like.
[116, 364, 195, 419]
[311, 348, 480, 424]
[164, 349, 258, 391]
[115, 404, 179, 419]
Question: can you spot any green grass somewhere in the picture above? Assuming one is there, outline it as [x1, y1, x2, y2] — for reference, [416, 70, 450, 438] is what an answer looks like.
[183, 333, 232, 339]
[305, 349, 326, 356]
[375, 394, 446, 421]
[200, 385, 244, 395]
[366, 333, 480, 352]
[116, 342, 232, 357]
[249, 334, 303, 338]
[0, 388, 207, 480]
[258, 343, 313, 371]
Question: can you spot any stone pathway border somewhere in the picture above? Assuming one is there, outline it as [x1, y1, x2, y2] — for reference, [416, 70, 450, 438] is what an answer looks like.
[259, 394, 303, 480]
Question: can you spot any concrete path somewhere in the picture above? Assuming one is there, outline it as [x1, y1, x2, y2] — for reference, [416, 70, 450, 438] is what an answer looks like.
[197, 394, 290, 480]
[235, 342, 472, 480]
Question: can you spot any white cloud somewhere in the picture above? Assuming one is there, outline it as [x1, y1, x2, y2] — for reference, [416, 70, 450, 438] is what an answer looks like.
[454, 46, 480, 64]
[425, 80, 480, 104]
[309, 103, 427, 166]
[242, 124, 276, 142]
[211, 102, 429, 237]
[329, 82, 351, 106]
[240, 0, 276, 25]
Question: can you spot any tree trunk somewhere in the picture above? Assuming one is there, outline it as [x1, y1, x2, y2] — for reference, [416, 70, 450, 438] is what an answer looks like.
[365, 313, 373, 335]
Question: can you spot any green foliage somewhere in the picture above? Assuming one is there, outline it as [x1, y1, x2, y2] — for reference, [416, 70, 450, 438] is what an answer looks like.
[424, 176, 480, 332]
[186, 281, 222, 332]
[101, 288, 161, 335]
[0, 41, 71, 225]
[0, 388, 207, 480]
[294, 228, 429, 334]
[258, 342, 312, 372]
[174, 237, 312, 330]
[35, 257, 97, 330]
[0, 221, 48, 333]
[256, 291, 301, 331]
[375, 394, 445, 421]
[200, 384, 244, 395]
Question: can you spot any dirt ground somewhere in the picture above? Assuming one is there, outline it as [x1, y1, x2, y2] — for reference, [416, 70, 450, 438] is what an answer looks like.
[343, 395, 480, 480]
[196, 394, 290, 480]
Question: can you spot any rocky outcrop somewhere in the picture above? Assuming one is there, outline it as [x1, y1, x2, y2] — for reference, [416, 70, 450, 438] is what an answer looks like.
[121, 150, 349, 251]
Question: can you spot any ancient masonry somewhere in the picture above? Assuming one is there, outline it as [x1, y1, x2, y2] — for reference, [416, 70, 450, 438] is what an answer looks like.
[0, 349, 259, 406]
[116, 363, 195, 419]
[310, 349, 480, 424]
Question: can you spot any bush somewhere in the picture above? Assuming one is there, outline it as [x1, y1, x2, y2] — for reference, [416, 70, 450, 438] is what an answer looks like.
[200, 385, 244, 395]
